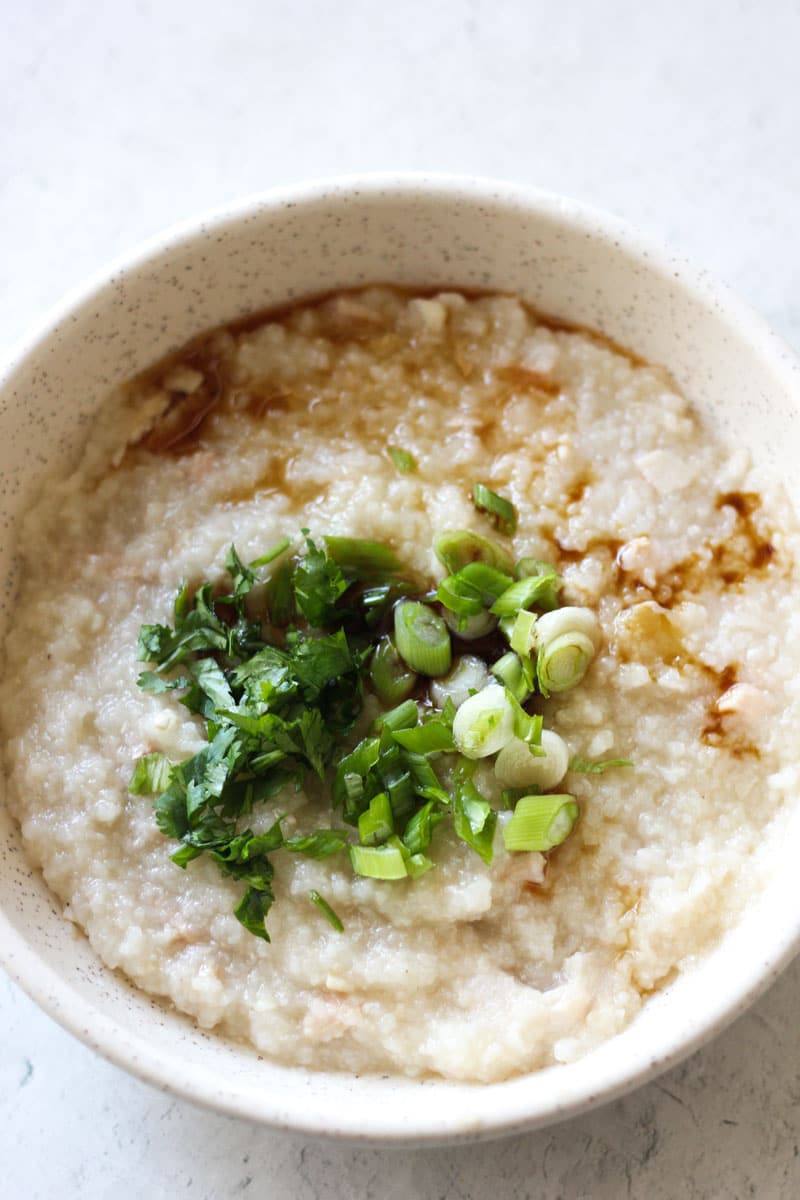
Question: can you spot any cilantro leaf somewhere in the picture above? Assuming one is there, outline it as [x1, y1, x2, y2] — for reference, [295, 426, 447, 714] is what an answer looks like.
[221, 544, 256, 606]
[234, 886, 274, 941]
[293, 532, 349, 627]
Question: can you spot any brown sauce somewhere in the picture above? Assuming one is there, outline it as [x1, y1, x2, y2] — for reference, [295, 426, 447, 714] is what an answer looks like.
[551, 532, 622, 565]
[565, 471, 594, 507]
[119, 285, 775, 770]
[122, 283, 653, 465]
[700, 663, 760, 758]
[494, 364, 560, 397]
[620, 491, 779, 609]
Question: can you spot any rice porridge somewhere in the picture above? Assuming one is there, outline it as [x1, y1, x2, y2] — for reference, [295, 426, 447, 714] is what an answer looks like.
[2, 287, 798, 1083]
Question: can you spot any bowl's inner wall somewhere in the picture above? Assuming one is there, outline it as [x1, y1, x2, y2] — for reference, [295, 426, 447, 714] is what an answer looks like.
[1, 183, 798, 1139]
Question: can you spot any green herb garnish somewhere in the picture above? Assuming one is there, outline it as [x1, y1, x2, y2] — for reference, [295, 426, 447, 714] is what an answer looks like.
[132, 535, 492, 939]
[387, 445, 418, 474]
[131, 528, 611, 941]
[308, 890, 345, 932]
[569, 756, 634, 774]
[473, 483, 517, 535]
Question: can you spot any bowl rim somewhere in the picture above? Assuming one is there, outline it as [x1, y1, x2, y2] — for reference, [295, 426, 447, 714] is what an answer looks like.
[2, 172, 799, 1143]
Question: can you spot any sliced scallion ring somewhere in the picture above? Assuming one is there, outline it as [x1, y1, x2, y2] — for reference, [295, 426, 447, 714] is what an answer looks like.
[515, 556, 554, 580]
[473, 483, 517, 535]
[536, 630, 596, 696]
[323, 535, 401, 581]
[372, 698, 419, 734]
[394, 601, 452, 676]
[406, 852, 434, 878]
[358, 791, 394, 846]
[514, 558, 560, 609]
[452, 682, 516, 759]
[495, 729, 570, 790]
[369, 635, 417, 705]
[457, 561, 514, 604]
[534, 606, 601, 652]
[491, 573, 559, 618]
[490, 651, 531, 702]
[349, 843, 408, 880]
[436, 573, 484, 618]
[434, 529, 514, 576]
[502, 794, 579, 852]
[509, 609, 537, 658]
[442, 606, 498, 641]
[431, 654, 490, 710]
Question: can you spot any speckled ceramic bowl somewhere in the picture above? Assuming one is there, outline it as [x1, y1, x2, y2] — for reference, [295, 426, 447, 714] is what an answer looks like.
[1, 176, 799, 1143]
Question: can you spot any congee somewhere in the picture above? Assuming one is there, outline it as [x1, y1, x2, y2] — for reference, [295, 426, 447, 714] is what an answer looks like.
[2, 288, 797, 1082]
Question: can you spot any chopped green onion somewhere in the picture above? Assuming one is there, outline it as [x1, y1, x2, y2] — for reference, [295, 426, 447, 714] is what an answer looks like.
[394, 601, 452, 677]
[457, 561, 514, 604]
[473, 483, 517, 535]
[406, 853, 434, 879]
[534, 606, 601, 651]
[453, 777, 497, 864]
[358, 791, 394, 845]
[373, 698, 419, 733]
[264, 561, 294, 626]
[250, 537, 291, 568]
[359, 583, 395, 628]
[308, 890, 344, 932]
[387, 445, 418, 474]
[509, 609, 537, 658]
[504, 688, 543, 748]
[323, 535, 401, 581]
[431, 654, 489, 710]
[403, 799, 445, 855]
[536, 631, 596, 697]
[381, 766, 415, 823]
[569, 756, 633, 774]
[499, 786, 537, 810]
[490, 651, 531, 703]
[491, 572, 560, 618]
[514, 559, 560, 609]
[436, 573, 484, 618]
[443, 606, 498, 641]
[333, 736, 381, 818]
[349, 843, 408, 879]
[392, 719, 455, 754]
[343, 772, 364, 804]
[434, 529, 514, 576]
[515, 557, 550, 580]
[495, 729, 569, 790]
[406, 753, 450, 804]
[452, 682, 515, 759]
[503, 794, 578, 852]
[369, 635, 417, 704]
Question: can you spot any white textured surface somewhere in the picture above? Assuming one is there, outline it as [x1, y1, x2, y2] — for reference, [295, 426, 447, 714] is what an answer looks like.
[2, 0, 799, 1194]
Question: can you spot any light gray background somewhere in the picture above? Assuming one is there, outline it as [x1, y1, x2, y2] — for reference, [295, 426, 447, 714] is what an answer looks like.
[2, 2, 799, 1196]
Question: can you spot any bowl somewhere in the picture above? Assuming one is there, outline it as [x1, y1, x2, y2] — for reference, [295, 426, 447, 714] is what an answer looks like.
[1, 175, 799, 1143]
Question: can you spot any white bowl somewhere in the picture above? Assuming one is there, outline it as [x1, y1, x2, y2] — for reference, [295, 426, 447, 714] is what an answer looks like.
[1, 176, 799, 1143]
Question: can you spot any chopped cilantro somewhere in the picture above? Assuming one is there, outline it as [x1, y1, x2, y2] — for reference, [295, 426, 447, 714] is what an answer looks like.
[131, 529, 609, 941]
